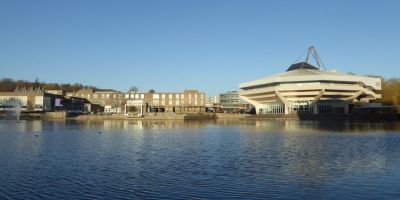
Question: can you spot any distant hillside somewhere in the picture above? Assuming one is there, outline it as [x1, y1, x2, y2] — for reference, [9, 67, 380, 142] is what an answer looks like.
[0, 78, 99, 92]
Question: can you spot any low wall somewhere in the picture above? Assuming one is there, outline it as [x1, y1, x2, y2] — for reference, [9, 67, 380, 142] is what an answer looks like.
[184, 113, 215, 120]
[74, 114, 127, 120]
[215, 113, 249, 119]
[28, 112, 67, 119]
[245, 113, 398, 121]
[44, 112, 66, 119]
[143, 114, 185, 120]
[245, 114, 296, 120]
[73, 113, 215, 121]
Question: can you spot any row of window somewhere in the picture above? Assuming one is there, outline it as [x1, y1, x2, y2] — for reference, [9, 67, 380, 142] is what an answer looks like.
[125, 93, 145, 99]
[280, 82, 320, 87]
[220, 100, 239, 103]
[0, 105, 27, 109]
[244, 82, 356, 91]
[126, 93, 204, 100]
[220, 95, 239, 100]
[152, 99, 201, 106]
[0, 96, 28, 103]
[146, 106, 204, 113]
[287, 100, 313, 113]
[68, 93, 206, 101]
[68, 93, 120, 99]
[259, 103, 285, 114]
[316, 105, 345, 113]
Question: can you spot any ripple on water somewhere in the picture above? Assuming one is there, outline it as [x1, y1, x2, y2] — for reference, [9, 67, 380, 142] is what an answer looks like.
[0, 120, 400, 199]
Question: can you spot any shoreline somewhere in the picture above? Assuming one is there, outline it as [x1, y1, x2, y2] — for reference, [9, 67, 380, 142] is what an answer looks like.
[1, 112, 398, 122]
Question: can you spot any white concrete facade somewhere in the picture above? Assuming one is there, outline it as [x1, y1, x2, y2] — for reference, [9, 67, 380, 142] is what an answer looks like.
[239, 63, 381, 115]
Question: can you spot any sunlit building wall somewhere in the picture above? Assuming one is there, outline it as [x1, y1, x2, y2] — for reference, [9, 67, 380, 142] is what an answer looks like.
[124, 90, 206, 115]
[239, 62, 381, 115]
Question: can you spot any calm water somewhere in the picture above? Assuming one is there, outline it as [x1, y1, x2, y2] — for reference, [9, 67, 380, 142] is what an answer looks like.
[1, 119, 400, 200]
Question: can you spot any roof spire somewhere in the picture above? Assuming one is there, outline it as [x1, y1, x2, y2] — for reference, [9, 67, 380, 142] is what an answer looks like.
[287, 46, 327, 71]
[305, 46, 326, 70]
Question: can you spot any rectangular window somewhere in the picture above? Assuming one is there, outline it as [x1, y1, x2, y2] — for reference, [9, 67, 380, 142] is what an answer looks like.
[162, 94, 165, 99]
[169, 94, 172, 99]
[176, 94, 180, 99]
[135, 94, 139, 99]
[153, 94, 159, 99]
[35, 96, 43, 105]
[125, 94, 129, 98]
[140, 94, 144, 99]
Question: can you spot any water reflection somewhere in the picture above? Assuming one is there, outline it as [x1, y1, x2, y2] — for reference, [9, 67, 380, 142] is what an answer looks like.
[1, 119, 400, 133]
[0, 119, 400, 199]
[248, 120, 400, 134]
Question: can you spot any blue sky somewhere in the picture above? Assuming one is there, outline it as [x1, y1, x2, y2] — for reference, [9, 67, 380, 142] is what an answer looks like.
[1, 0, 399, 96]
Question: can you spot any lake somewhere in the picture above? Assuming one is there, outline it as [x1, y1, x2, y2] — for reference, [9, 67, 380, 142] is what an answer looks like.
[1, 119, 400, 199]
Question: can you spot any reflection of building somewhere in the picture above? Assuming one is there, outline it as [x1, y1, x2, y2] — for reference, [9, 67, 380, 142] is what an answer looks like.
[66, 88, 123, 114]
[0, 87, 65, 112]
[239, 47, 382, 115]
[124, 90, 206, 115]
[219, 91, 252, 113]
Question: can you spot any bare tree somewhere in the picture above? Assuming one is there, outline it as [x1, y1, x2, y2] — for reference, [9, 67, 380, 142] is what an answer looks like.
[129, 86, 139, 92]
[0, 78, 98, 92]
